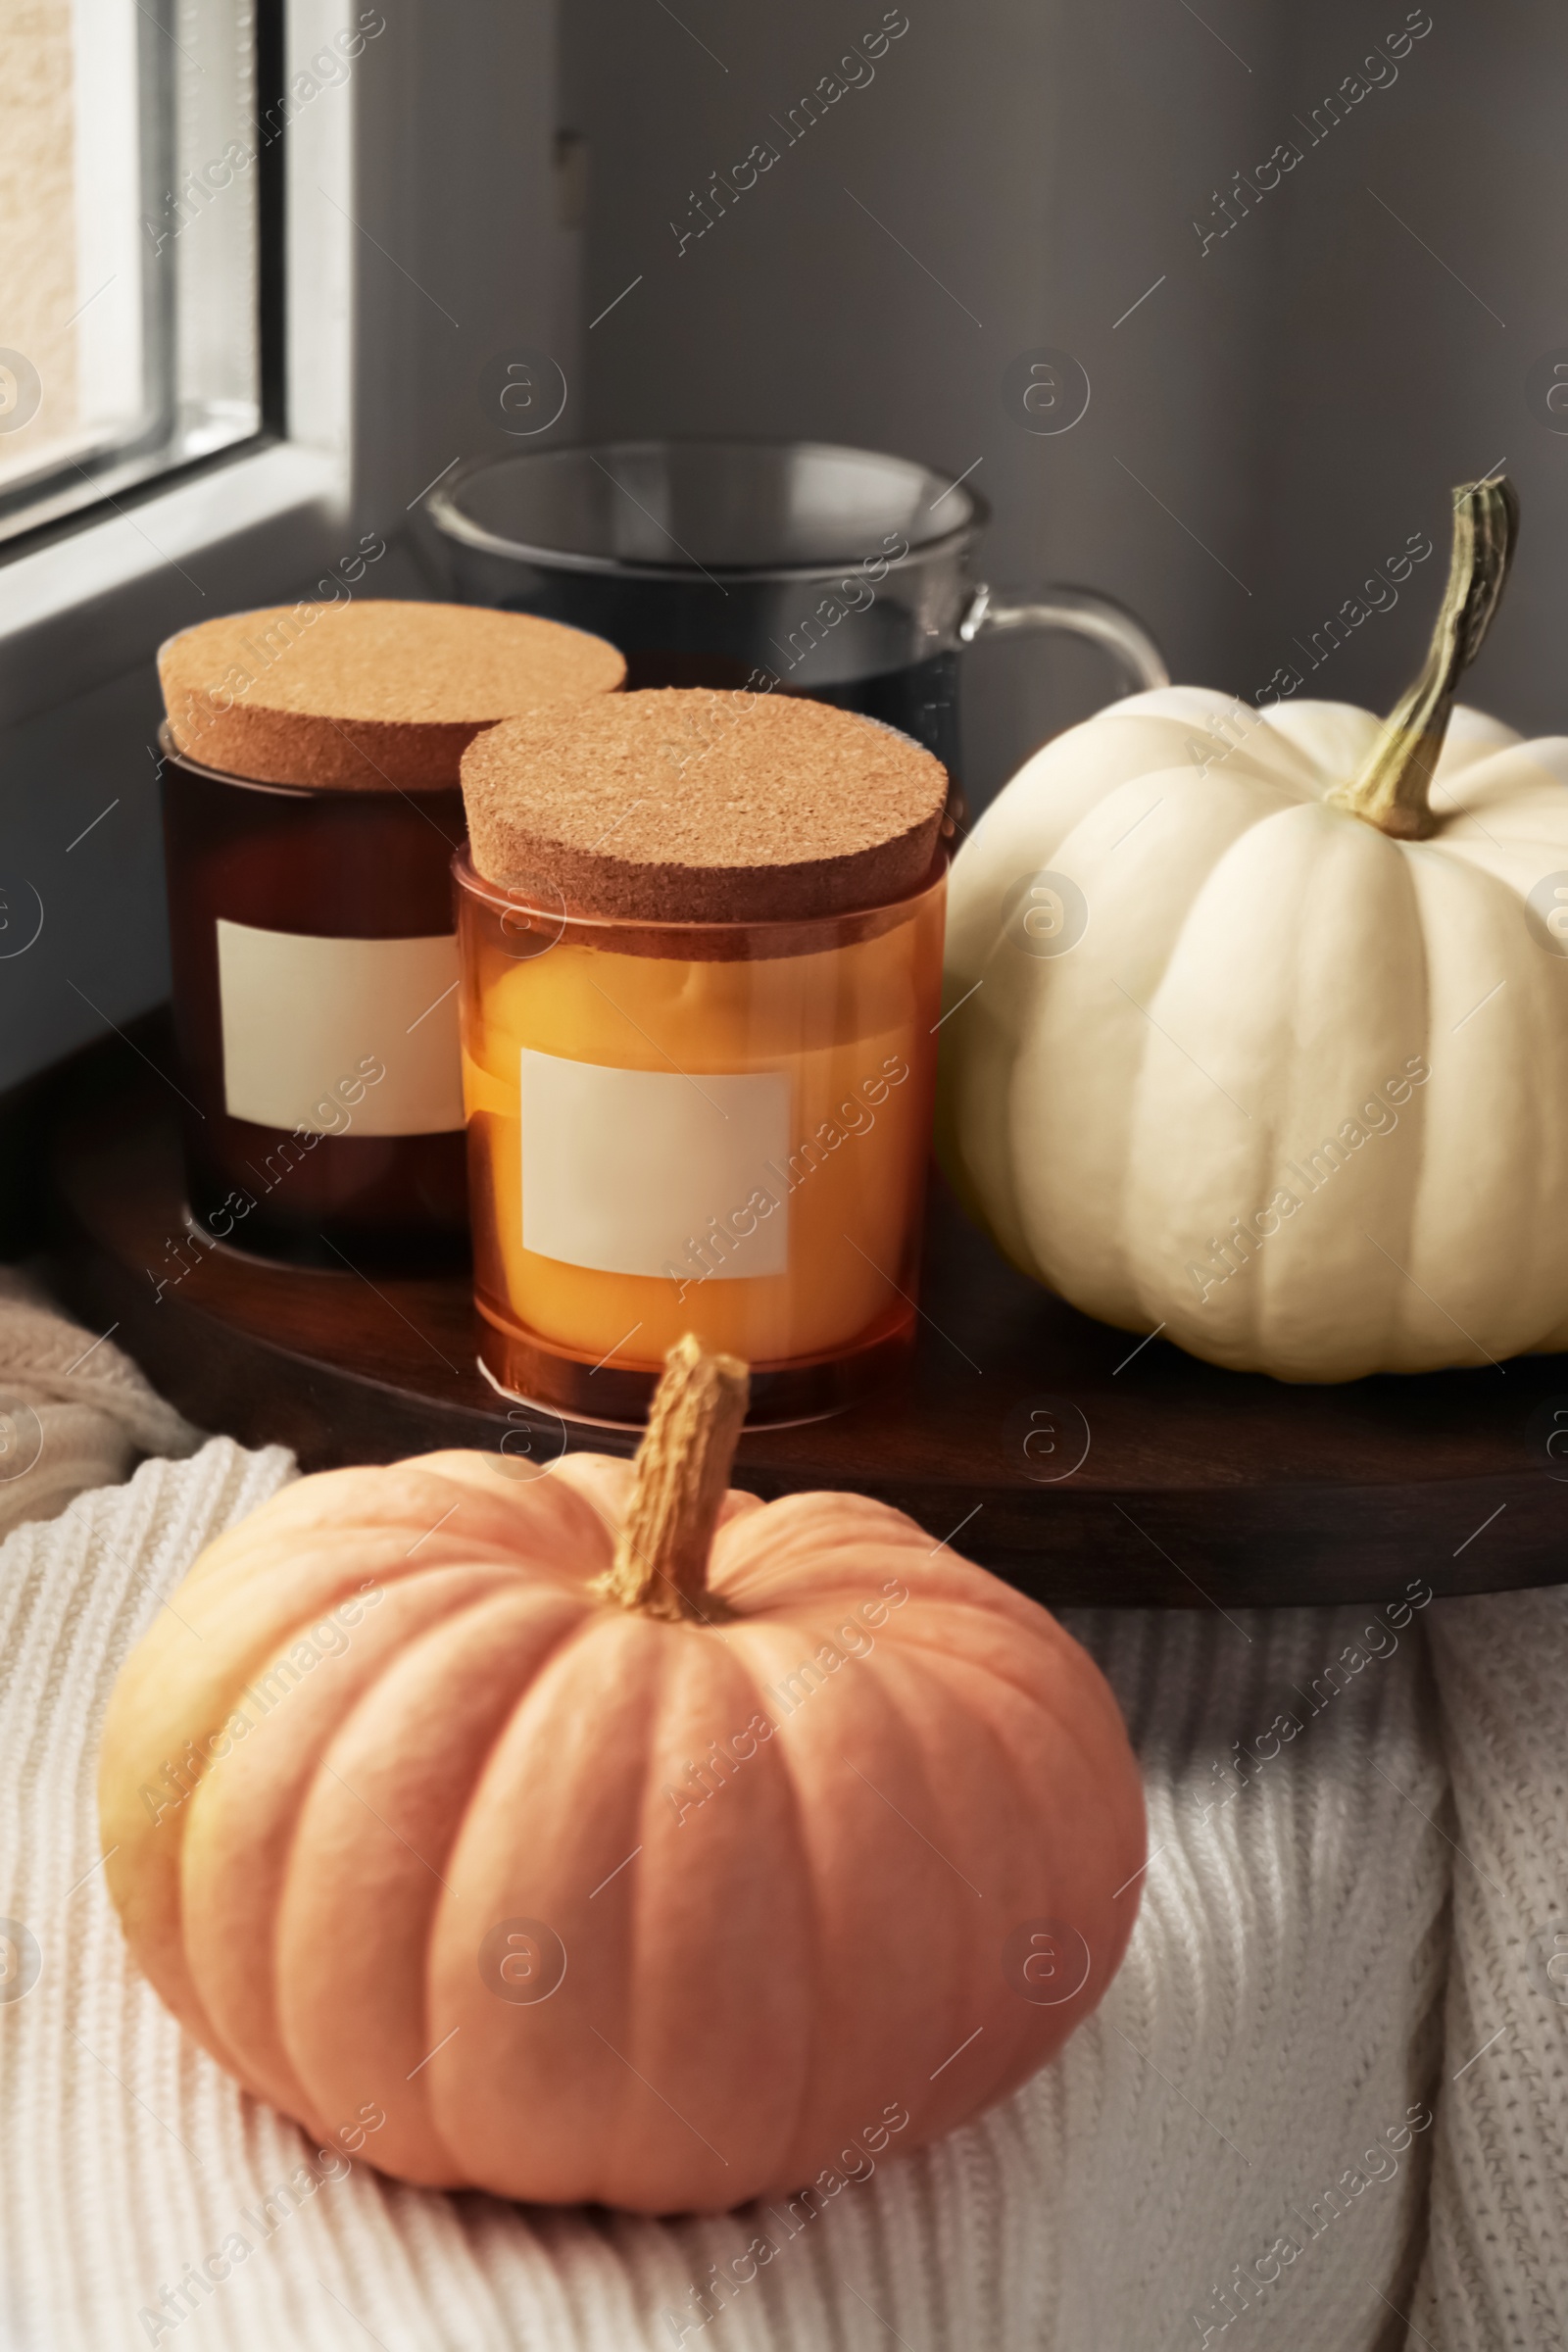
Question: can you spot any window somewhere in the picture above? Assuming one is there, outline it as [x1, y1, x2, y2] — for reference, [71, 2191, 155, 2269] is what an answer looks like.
[0, 0, 272, 550]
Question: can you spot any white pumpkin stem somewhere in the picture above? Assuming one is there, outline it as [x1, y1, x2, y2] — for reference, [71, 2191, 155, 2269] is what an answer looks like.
[1328, 476, 1518, 840]
[595, 1334, 750, 1621]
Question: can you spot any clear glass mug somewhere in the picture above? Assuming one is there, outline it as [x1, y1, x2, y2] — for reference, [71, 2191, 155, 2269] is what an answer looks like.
[423, 439, 1166, 807]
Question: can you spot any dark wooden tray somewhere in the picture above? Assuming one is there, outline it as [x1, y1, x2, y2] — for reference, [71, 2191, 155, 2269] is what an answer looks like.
[39, 1032, 1568, 1609]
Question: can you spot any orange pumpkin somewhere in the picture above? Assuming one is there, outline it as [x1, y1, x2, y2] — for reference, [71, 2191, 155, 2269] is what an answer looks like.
[99, 1340, 1144, 2214]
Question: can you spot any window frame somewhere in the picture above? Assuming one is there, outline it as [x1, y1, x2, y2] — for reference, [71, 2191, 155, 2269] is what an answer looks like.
[0, 0, 558, 729]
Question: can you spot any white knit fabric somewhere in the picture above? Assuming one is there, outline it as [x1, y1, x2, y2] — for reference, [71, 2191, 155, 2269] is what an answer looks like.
[0, 1266, 197, 1541]
[1408, 1589, 1568, 2351]
[0, 1424, 1468, 2352]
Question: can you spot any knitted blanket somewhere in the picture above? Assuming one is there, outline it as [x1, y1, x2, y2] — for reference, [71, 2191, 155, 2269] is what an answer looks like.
[0, 1290, 1560, 2351]
[0, 1267, 196, 1542]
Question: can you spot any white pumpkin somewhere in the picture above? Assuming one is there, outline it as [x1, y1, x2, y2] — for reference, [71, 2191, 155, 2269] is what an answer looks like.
[937, 479, 1568, 1380]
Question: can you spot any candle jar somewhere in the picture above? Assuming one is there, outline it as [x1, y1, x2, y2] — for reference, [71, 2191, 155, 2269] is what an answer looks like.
[156, 599, 623, 1266]
[455, 852, 947, 1422]
[161, 739, 471, 1265]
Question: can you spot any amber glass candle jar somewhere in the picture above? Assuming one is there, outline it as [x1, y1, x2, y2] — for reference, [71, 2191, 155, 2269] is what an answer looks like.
[457, 689, 949, 1421]
[157, 600, 623, 1265]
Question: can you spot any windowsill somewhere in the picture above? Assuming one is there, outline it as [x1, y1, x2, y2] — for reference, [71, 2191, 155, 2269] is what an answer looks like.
[0, 441, 349, 728]
[0, 406, 264, 555]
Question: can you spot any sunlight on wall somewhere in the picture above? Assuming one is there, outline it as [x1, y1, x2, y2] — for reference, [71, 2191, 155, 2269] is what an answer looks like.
[0, 0, 79, 488]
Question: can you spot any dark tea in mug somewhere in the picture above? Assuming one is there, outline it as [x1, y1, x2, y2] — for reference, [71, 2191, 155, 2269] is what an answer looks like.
[426, 439, 1166, 805]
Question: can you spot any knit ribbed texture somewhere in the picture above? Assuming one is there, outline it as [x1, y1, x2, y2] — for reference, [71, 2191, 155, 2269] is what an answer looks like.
[1406, 1588, 1568, 2352]
[0, 1416, 1459, 2352]
[1048, 1601, 1447, 2351]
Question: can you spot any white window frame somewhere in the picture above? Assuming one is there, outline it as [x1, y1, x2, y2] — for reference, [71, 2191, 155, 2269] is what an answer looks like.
[0, 0, 568, 727]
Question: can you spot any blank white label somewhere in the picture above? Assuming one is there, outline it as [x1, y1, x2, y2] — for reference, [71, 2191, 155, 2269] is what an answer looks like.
[216, 920, 465, 1135]
[519, 1048, 790, 1280]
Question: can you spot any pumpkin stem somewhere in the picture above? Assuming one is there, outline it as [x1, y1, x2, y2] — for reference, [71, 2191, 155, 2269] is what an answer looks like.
[594, 1334, 750, 1621]
[1327, 476, 1519, 841]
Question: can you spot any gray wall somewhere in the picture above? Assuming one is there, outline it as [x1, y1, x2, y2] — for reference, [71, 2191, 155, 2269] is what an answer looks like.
[0, 668, 170, 1095]
[1258, 1, 1565, 735]
[563, 0, 1566, 801]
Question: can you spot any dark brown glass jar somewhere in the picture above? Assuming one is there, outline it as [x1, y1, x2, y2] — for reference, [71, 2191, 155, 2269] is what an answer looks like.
[160, 738, 470, 1266]
[156, 599, 626, 1267]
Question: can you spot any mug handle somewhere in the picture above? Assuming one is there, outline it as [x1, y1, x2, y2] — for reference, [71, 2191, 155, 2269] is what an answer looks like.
[960, 583, 1169, 698]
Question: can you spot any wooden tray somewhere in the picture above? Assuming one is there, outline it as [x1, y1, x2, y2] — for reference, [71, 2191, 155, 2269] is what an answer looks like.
[40, 1033, 1568, 1609]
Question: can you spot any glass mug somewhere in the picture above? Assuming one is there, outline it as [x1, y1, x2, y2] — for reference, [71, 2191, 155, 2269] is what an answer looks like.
[423, 439, 1166, 805]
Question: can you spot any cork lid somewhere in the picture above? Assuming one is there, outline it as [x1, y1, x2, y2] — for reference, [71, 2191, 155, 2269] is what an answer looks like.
[461, 688, 949, 923]
[159, 600, 626, 791]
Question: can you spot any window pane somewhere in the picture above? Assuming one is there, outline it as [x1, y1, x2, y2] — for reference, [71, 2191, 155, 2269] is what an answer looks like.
[0, 0, 262, 547]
